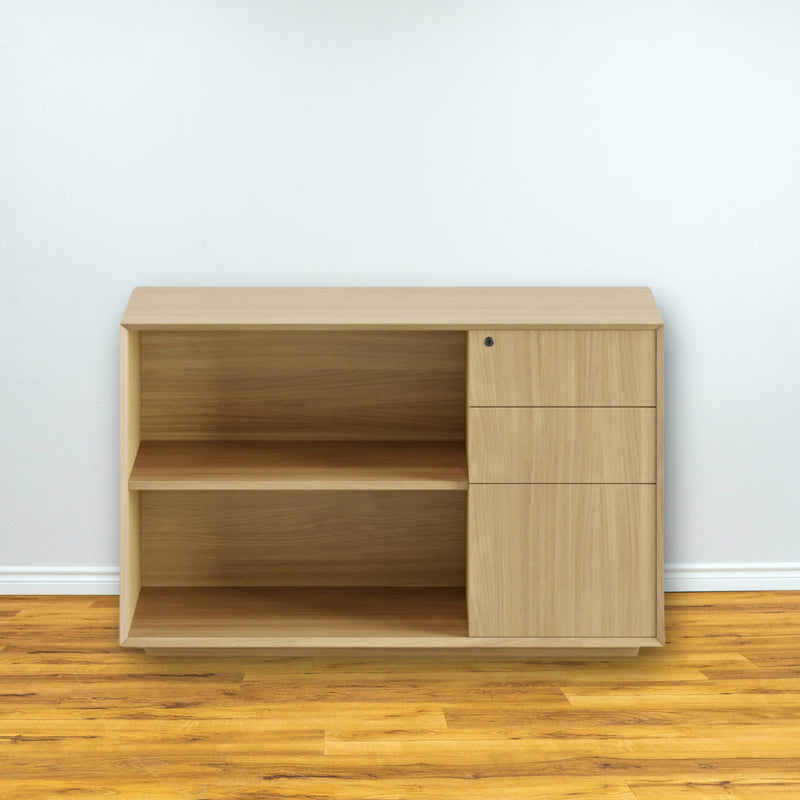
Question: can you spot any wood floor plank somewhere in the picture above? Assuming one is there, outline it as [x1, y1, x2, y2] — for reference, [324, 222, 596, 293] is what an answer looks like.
[277, 659, 709, 682]
[728, 785, 800, 798]
[740, 655, 800, 667]
[627, 784, 736, 799]
[563, 693, 800, 710]
[629, 782, 800, 800]
[201, 776, 639, 799]
[1, 756, 225, 781]
[0, 649, 311, 676]
[665, 591, 800, 608]
[320, 736, 800, 759]
[236, 676, 575, 705]
[0, 728, 323, 756]
[0, 702, 448, 730]
[700, 665, 800, 680]
[0, 781, 203, 800]
[326, 721, 800, 742]
[443, 707, 799, 728]
[220, 754, 800, 779]
[306, 651, 752, 670]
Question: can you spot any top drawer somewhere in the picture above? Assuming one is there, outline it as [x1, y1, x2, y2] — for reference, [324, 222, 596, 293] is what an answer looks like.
[468, 330, 656, 407]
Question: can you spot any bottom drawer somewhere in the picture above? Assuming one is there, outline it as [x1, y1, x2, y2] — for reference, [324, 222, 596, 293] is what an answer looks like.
[468, 484, 656, 637]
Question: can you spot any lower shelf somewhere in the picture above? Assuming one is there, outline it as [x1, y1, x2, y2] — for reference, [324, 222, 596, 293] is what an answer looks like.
[124, 587, 658, 654]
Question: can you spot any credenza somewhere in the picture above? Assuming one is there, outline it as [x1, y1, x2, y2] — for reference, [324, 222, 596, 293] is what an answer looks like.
[120, 287, 663, 655]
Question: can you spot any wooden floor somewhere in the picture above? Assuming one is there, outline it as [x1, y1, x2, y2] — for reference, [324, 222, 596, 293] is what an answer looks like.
[1, 592, 799, 799]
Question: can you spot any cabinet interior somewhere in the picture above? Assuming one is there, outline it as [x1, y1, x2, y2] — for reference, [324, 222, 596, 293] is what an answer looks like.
[127, 330, 470, 643]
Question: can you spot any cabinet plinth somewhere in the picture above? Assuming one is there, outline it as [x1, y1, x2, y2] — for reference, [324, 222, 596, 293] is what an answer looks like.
[120, 287, 664, 655]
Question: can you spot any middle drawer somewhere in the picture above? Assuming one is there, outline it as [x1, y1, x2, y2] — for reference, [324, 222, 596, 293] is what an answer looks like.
[469, 407, 656, 483]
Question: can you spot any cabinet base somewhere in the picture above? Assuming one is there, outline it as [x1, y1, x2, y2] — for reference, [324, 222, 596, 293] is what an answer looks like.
[143, 646, 641, 657]
[126, 587, 661, 656]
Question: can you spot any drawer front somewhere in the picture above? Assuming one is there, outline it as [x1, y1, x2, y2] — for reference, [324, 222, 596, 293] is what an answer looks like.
[468, 484, 656, 637]
[469, 407, 656, 483]
[468, 330, 655, 407]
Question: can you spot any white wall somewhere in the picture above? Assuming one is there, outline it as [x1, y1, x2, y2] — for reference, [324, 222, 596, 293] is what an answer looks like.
[2, 0, 799, 591]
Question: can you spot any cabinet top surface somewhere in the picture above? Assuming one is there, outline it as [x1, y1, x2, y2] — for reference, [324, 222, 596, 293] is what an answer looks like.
[121, 287, 662, 329]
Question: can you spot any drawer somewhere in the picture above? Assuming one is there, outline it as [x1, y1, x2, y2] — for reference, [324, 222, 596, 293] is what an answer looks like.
[468, 330, 655, 406]
[468, 484, 656, 636]
[468, 407, 655, 483]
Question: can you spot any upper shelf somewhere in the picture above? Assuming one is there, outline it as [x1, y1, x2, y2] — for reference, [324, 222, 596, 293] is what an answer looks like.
[121, 287, 663, 330]
[129, 441, 468, 491]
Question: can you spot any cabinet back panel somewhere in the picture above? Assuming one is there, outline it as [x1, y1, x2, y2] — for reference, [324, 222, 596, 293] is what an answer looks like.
[140, 331, 465, 441]
[141, 490, 466, 587]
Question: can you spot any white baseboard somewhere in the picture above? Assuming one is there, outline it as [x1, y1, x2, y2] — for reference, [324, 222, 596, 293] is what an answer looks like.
[1, 564, 800, 594]
[0, 567, 120, 594]
[665, 563, 800, 592]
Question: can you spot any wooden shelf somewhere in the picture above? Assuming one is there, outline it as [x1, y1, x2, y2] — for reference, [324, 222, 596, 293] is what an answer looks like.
[127, 587, 467, 647]
[129, 441, 468, 491]
[125, 587, 654, 653]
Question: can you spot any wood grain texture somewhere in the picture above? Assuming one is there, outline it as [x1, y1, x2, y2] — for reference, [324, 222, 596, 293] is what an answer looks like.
[468, 330, 656, 406]
[119, 327, 141, 642]
[468, 484, 656, 637]
[122, 286, 664, 329]
[123, 587, 655, 650]
[140, 490, 466, 587]
[139, 330, 465, 441]
[655, 326, 665, 644]
[127, 587, 467, 646]
[468, 407, 656, 483]
[2, 592, 800, 798]
[130, 441, 467, 490]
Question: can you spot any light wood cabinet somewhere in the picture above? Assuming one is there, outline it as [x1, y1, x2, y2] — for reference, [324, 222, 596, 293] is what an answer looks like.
[120, 287, 664, 655]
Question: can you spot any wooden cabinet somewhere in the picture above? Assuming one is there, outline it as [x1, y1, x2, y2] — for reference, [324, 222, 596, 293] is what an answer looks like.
[120, 287, 663, 656]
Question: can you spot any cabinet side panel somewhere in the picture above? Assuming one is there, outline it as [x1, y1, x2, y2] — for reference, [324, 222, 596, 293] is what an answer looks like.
[656, 326, 665, 644]
[120, 327, 141, 642]
[468, 485, 656, 637]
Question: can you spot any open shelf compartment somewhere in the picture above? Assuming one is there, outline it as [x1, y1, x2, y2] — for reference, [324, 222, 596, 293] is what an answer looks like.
[126, 586, 468, 648]
[125, 586, 649, 653]
[121, 327, 472, 651]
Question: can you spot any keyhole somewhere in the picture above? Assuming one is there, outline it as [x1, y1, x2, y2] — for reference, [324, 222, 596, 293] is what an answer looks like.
[484, 336, 494, 347]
